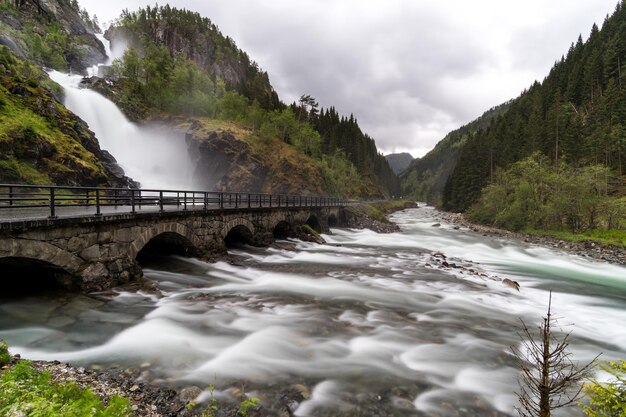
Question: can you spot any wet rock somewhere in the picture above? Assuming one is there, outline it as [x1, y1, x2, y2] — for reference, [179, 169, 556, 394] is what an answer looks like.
[431, 223, 441, 227]
[502, 278, 520, 291]
[180, 386, 202, 402]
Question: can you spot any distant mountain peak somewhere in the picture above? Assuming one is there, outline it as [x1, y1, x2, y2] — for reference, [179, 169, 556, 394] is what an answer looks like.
[385, 152, 414, 175]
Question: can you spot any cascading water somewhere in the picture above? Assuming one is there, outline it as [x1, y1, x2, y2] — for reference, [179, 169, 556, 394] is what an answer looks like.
[48, 37, 196, 190]
[1, 206, 624, 416]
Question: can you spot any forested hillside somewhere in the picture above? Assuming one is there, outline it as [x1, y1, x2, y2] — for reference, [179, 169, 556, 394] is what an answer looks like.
[400, 102, 510, 205]
[443, 1, 626, 212]
[104, 5, 399, 197]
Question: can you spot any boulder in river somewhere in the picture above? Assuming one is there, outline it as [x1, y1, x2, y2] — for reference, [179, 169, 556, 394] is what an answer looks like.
[502, 278, 520, 291]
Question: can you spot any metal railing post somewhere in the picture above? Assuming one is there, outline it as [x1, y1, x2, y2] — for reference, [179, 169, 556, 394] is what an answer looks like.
[113, 190, 118, 208]
[8, 186, 13, 206]
[131, 190, 136, 213]
[95, 189, 102, 216]
[183, 192, 187, 211]
[48, 187, 57, 219]
[248, 193, 251, 208]
[159, 191, 164, 212]
[204, 192, 208, 210]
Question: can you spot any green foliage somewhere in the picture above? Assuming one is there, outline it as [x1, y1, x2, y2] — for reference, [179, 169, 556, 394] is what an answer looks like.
[468, 153, 625, 233]
[526, 229, 626, 249]
[0, 340, 10, 366]
[443, 2, 626, 212]
[238, 396, 260, 416]
[116, 5, 280, 111]
[0, 361, 133, 417]
[583, 360, 626, 417]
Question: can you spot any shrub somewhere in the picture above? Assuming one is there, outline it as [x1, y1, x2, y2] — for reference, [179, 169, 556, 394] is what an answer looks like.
[582, 360, 626, 417]
[0, 340, 10, 366]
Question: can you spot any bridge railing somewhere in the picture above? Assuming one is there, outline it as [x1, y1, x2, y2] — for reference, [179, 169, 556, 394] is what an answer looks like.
[0, 184, 345, 220]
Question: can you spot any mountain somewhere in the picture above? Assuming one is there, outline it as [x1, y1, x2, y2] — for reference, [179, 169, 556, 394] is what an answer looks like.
[104, 5, 281, 111]
[400, 102, 510, 205]
[415, 1, 626, 212]
[385, 152, 414, 175]
[100, 5, 399, 197]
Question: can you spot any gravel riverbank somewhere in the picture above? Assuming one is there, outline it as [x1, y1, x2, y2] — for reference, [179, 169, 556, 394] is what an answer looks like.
[434, 211, 626, 266]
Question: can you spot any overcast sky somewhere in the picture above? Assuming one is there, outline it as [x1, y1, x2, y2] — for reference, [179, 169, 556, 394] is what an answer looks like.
[81, 0, 619, 157]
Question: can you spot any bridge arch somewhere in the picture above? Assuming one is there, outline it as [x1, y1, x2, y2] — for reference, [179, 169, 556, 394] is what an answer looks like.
[130, 223, 200, 259]
[136, 232, 198, 263]
[224, 224, 255, 247]
[272, 220, 293, 239]
[305, 214, 322, 233]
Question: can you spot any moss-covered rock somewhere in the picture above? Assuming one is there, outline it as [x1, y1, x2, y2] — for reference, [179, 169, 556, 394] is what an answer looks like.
[0, 45, 133, 187]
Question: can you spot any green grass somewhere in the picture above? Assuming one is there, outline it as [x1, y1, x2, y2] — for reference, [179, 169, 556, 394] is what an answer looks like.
[0, 360, 133, 417]
[365, 200, 412, 223]
[525, 229, 626, 248]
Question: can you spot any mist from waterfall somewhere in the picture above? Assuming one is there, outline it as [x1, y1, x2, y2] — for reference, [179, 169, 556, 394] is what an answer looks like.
[48, 71, 196, 190]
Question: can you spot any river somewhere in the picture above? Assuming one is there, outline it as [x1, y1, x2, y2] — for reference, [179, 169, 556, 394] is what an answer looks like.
[1, 206, 624, 416]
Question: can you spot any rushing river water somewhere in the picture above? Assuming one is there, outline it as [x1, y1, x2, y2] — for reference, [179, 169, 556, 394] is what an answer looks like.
[1, 207, 625, 416]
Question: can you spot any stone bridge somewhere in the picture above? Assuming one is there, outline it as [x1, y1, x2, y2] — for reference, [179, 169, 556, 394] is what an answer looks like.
[0, 205, 343, 293]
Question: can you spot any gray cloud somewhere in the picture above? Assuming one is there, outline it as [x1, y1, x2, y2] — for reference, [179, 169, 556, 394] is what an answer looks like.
[82, 0, 618, 157]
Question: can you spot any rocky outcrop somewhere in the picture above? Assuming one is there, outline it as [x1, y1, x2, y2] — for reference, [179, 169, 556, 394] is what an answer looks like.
[0, 0, 106, 74]
[146, 115, 326, 195]
[187, 126, 269, 192]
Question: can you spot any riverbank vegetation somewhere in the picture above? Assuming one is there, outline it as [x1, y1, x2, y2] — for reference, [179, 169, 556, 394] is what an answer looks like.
[0, 341, 132, 417]
[467, 154, 625, 247]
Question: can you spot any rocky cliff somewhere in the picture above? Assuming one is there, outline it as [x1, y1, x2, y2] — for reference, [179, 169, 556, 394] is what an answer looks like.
[0, 0, 105, 74]
[150, 115, 326, 195]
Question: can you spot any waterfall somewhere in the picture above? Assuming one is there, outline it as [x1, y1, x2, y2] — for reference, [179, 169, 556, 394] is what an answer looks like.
[47, 72, 196, 190]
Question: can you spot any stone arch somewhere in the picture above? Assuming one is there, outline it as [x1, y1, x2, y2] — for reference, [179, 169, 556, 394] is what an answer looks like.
[129, 223, 200, 259]
[0, 239, 85, 292]
[0, 257, 79, 293]
[220, 218, 256, 240]
[224, 224, 255, 248]
[305, 214, 322, 233]
[272, 220, 293, 239]
[0, 238, 85, 275]
[136, 232, 199, 263]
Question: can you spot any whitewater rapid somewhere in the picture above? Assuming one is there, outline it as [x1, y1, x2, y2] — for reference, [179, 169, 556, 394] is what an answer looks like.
[1, 206, 624, 416]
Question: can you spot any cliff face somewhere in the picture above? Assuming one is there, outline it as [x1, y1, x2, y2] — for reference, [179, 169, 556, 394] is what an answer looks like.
[0, 0, 105, 74]
[151, 115, 326, 195]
